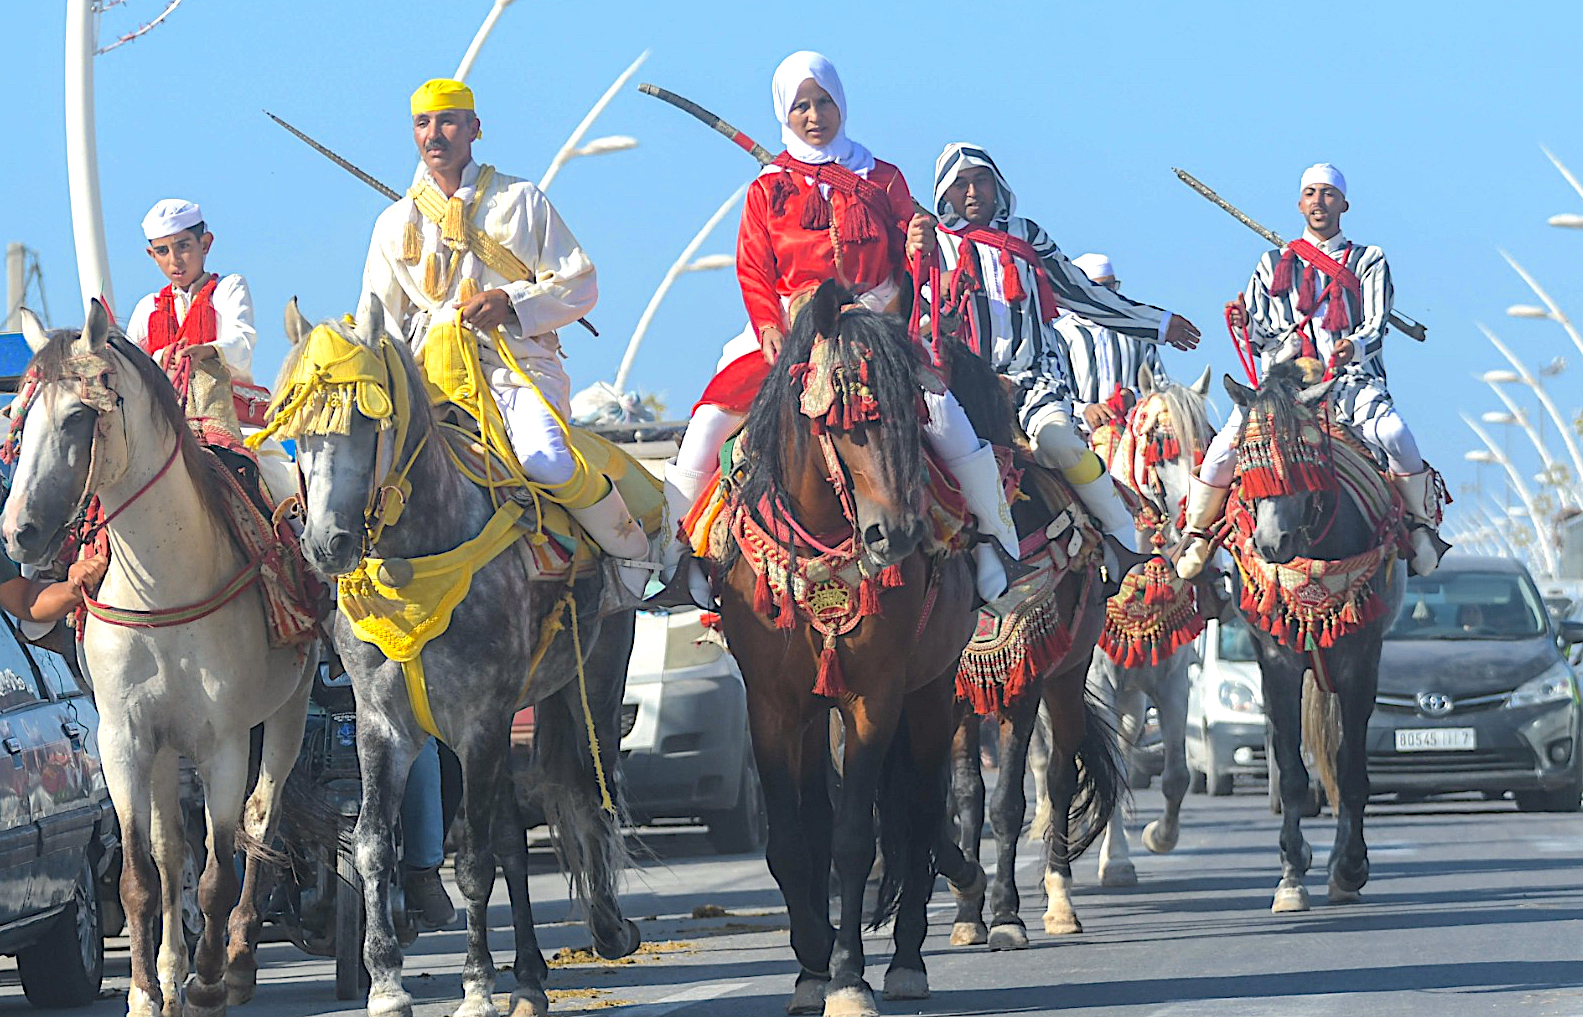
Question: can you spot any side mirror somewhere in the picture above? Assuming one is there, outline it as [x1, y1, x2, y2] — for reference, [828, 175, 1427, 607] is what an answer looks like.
[1559, 619, 1583, 646]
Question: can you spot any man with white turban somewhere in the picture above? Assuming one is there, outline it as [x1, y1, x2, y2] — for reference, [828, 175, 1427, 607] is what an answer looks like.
[928, 142, 1200, 564]
[360, 77, 653, 596]
[1176, 163, 1444, 578]
[1053, 253, 1168, 431]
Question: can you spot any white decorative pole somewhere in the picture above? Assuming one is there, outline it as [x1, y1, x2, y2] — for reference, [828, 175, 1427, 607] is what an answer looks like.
[613, 183, 747, 394]
[65, 0, 113, 316]
[1500, 249, 1583, 361]
[1462, 420, 1558, 576]
[1477, 325, 1583, 487]
[453, 0, 518, 82]
[1476, 377, 1580, 510]
[538, 51, 648, 193]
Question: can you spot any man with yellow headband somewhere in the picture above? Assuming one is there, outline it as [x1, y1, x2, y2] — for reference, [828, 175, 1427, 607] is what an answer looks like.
[361, 78, 653, 595]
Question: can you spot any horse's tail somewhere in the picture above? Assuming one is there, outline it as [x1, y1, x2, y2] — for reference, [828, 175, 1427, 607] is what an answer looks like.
[1056, 687, 1129, 862]
[870, 714, 941, 931]
[1302, 668, 1342, 812]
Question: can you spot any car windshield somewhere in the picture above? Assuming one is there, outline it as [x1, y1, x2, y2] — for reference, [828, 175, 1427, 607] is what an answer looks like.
[1387, 571, 1549, 641]
[1218, 616, 1258, 661]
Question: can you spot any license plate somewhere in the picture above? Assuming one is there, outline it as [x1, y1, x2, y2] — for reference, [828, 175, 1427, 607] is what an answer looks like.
[1394, 728, 1476, 752]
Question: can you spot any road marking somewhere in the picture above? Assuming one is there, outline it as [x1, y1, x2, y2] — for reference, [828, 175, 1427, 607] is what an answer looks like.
[617, 981, 751, 1016]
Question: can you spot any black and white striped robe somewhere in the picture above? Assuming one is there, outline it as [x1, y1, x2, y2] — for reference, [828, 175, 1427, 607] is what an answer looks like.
[1052, 313, 1168, 408]
[1243, 231, 1395, 425]
[930, 217, 1170, 435]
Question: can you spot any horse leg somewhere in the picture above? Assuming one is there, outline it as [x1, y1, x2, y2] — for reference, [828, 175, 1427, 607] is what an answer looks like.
[883, 678, 957, 1000]
[1264, 662, 1313, 913]
[185, 742, 249, 1017]
[109, 750, 163, 1017]
[984, 699, 1037, 950]
[1039, 676, 1084, 936]
[750, 704, 833, 1016]
[824, 703, 899, 1017]
[1097, 669, 1141, 887]
[353, 726, 421, 1017]
[1143, 661, 1191, 856]
[494, 786, 549, 1017]
[946, 706, 988, 946]
[227, 669, 313, 1005]
[1329, 645, 1380, 903]
[1026, 703, 1053, 843]
[450, 725, 511, 1017]
[147, 752, 187, 1017]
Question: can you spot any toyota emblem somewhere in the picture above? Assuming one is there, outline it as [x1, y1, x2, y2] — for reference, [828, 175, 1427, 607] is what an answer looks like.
[1417, 692, 1455, 717]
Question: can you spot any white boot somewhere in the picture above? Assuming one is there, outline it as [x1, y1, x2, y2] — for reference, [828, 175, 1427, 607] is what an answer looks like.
[1391, 469, 1444, 576]
[659, 462, 714, 608]
[1068, 471, 1138, 554]
[1175, 476, 1230, 580]
[947, 442, 1017, 602]
[570, 484, 657, 598]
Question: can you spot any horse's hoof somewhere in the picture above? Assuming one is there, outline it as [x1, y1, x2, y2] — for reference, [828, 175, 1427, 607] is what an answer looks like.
[1141, 820, 1179, 854]
[1042, 912, 1083, 935]
[182, 976, 226, 1017]
[594, 918, 641, 959]
[882, 967, 930, 1000]
[224, 964, 257, 1007]
[453, 990, 501, 1017]
[367, 989, 416, 1017]
[822, 984, 879, 1017]
[507, 989, 550, 1017]
[128, 985, 161, 1017]
[1099, 859, 1138, 887]
[787, 973, 828, 1015]
[1271, 885, 1311, 913]
[1328, 879, 1363, 905]
[987, 923, 1029, 951]
[949, 920, 987, 946]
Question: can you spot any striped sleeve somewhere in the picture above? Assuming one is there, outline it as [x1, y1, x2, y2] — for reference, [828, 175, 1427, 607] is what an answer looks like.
[1348, 246, 1393, 375]
[1023, 219, 1167, 341]
[1242, 250, 1282, 354]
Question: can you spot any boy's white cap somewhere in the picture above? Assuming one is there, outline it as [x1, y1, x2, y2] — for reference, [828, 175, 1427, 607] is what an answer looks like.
[1299, 163, 1346, 196]
[142, 198, 204, 241]
[1073, 252, 1114, 281]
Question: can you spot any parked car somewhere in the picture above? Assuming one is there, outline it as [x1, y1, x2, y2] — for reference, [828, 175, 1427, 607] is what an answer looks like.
[1369, 554, 1583, 811]
[1126, 706, 1164, 789]
[0, 616, 118, 1007]
[1186, 615, 1268, 796]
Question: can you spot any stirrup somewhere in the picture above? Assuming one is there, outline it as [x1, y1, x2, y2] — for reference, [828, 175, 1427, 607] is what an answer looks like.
[1101, 537, 1151, 597]
[645, 551, 714, 610]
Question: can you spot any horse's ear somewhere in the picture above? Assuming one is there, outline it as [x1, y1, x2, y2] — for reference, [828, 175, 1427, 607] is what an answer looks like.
[284, 297, 311, 346]
[82, 298, 111, 353]
[1190, 364, 1212, 396]
[1223, 374, 1255, 408]
[1297, 379, 1335, 406]
[353, 293, 384, 346]
[17, 307, 49, 354]
[1138, 361, 1156, 394]
[809, 279, 843, 340]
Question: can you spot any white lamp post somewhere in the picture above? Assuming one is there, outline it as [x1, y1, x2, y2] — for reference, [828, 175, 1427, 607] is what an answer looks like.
[1477, 325, 1583, 488]
[538, 51, 649, 193]
[1461, 421, 1559, 576]
[453, 0, 519, 83]
[65, 0, 113, 315]
[1500, 250, 1583, 360]
[613, 183, 748, 394]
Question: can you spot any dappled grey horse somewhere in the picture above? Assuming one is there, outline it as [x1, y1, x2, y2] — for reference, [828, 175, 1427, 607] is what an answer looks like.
[273, 301, 640, 1017]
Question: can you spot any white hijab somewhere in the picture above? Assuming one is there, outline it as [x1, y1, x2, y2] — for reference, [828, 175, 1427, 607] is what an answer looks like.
[769, 51, 875, 175]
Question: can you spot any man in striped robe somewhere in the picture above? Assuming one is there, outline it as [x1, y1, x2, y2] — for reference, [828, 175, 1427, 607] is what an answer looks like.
[928, 142, 1200, 560]
[1175, 163, 1443, 579]
[1053, 253, 1168, 432]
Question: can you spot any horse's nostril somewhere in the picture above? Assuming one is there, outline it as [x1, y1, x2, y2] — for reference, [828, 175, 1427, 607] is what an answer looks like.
[864, 524, 885, 547]
[12, 524, 36, 548]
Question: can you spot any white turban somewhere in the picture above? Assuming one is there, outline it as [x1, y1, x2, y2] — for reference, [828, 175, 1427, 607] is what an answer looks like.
[768, 51, 873, 173]
[1073, 253, 1115, 282]
[142, 198, 204, 241]
[1299, 163, 1347, 196]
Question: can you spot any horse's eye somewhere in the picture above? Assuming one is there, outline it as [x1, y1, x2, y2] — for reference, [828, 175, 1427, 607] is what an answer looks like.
[64, 408, 91, 427]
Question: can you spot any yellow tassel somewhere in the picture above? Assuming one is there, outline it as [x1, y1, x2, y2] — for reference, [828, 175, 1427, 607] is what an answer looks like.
[442, 196, 465, 247]
[422, 253, 443, 302]
[457, 276, 480, 304]
[401, 220, 423, 264]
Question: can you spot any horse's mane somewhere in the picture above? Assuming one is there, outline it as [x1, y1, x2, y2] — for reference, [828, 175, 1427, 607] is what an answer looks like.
[735, 291, 928, 521]
[1241, 360, 1315, 449]
[940, 339, 1018, 447]
[1151, 378, 1214, 471]
[29, 328, 228, 524]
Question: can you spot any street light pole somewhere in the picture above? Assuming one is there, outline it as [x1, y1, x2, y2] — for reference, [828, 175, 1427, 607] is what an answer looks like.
[1463, 418, 1559, 576]
[453, 0, 518, 82]
[1475, 383, 1580, 510]
[538, 51, 649, 193]
[1500, 249, 1583, 360]
[64, 0, 113, 315]
[1478, 325, 1583, 487]
[613, 183, 748, 394]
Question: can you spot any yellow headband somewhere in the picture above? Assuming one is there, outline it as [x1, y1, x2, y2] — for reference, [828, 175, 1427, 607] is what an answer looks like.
[411, 78, 475, 116]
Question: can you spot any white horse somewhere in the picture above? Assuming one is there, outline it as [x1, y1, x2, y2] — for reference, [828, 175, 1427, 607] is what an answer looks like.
[2, 304, 317, 1017]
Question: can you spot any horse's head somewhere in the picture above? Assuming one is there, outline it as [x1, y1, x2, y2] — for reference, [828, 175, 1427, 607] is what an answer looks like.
[262, 297, 416, 576]
[1116, 364, 1214, 543]
[740, 281, 930, 568]
[1224, 362, 1337, 564]
[2, 301, 184, 565]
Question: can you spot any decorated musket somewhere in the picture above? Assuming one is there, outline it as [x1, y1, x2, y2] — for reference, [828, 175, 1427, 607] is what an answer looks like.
[637, 83, 933, 219]
[1173, 167, 1427, 343]
[264, 110, 597, 336]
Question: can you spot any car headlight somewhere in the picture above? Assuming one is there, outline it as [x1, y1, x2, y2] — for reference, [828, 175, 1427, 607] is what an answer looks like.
[1218, 679, 1261, 714]
[1506, 662, 1578, 709]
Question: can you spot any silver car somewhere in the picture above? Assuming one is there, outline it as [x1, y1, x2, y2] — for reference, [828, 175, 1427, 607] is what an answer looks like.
[1186, 616, 1268, 796]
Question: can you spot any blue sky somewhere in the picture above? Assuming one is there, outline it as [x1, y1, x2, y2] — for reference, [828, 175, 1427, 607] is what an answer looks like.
[6, 1, 1583, 551]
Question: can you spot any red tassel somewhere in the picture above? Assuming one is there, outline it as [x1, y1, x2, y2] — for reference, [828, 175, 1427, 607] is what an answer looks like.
[813, 643, 845, 697]
[1000, 248, 1026, 302]
[1271, 247, 1297, 295]
[880, 564, 905, 587]
[800, 186, 832, 230]
[1296, 264, 1317, 315]
[769, 174, 797, 216]
[753, 568, 772, 615]
[858, 576, 882, 617]
[842, 195, 880, 242]
[777, 583, 797, 630]
[1320, 284, 1350, 332]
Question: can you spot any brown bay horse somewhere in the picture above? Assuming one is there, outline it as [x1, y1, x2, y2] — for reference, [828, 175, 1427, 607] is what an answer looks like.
[709, 282, 983, 1017]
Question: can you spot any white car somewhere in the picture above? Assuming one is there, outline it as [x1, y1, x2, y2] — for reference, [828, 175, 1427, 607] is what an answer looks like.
[1185, 615, 1267, 795]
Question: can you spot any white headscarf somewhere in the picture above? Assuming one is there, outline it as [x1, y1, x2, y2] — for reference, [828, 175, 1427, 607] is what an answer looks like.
[933, 142, 1015, 230]
[1299, 162, 1347, 196]
[769, 51, 874, 175]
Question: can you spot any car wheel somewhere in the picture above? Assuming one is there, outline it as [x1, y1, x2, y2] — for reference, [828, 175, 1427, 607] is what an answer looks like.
[1514, 778, 1583, 813]
[1189, 768, 1207, 795]
[706, 756, 768, 855]
[1209, 769, 1235, 797]
[19, 855, 104, 1007]
[335, 824, 368, 1000]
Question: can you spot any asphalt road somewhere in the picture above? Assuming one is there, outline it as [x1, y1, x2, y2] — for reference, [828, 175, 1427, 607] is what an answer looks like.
[4, 781, 1581, 1017]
